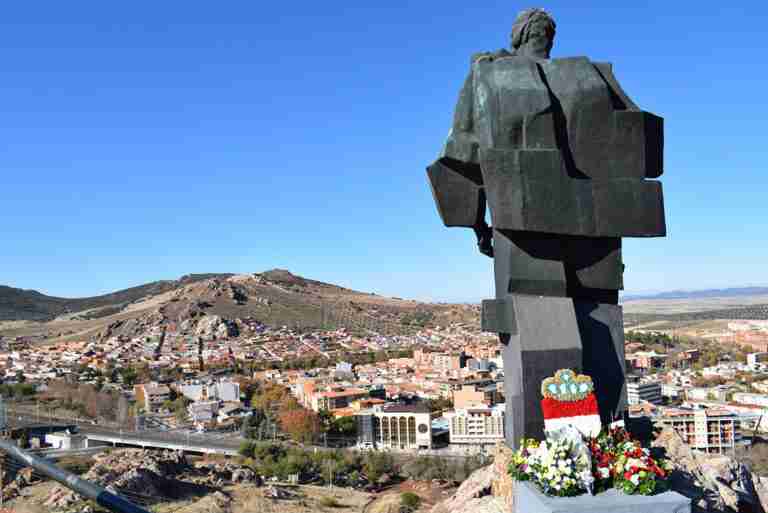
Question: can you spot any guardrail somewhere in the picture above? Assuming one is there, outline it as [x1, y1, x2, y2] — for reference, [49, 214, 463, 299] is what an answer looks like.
[0, 438, 149, 513]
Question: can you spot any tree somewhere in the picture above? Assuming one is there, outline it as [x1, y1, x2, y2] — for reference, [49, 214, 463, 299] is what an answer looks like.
[15, 370, 26, 383]
[318, 409, 334, 432]
[363, 452, 395, 483]
[279, 408, 320, 443]
[119, 367, 138, 386]
[400, 492, 421, 513]
[329, 416, 357, 437]
[251, 384, 290, 413]
[173, 397, 190, 423]
[242, 408, 270, 440]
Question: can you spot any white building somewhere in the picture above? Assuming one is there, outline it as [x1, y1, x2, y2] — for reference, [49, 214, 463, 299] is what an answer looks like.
[732, 392, 768, 408]
[444, 403, 505, 446]
[748, 353, 768, 367]
[661, 383, 681, 399]
[178, 379, 240, 403]
[627, 381, 662, 405]
[354, 404, 433, 450]
[686, 386, 728, 402]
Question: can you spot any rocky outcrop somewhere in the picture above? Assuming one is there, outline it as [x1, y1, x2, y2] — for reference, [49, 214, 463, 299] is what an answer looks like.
[192, 461, 261, 487]
[194, 315, 239, 339]
[653, 427, 766, 513]
[431, 444, 514, 513]
[43, 449, 259, 511]
[45, 450, 189, 509]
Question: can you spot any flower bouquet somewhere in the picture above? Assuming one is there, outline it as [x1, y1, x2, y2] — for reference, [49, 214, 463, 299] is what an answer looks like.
[510, 368, 673, 498]
[509, 436, 594, 497]
[589, 426, 672, 496]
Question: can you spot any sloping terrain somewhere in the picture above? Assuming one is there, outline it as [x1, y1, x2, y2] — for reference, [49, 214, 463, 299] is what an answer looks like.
[0, 274, 231, 322]
[0, 270, 479, 342]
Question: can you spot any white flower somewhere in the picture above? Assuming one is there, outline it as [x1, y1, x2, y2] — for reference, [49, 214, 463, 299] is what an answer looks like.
[630, 474, 640, 486]
[599, 467, 610, 478]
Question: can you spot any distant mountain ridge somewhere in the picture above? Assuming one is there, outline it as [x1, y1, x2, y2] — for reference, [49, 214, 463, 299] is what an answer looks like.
[623, 286, 768, 301]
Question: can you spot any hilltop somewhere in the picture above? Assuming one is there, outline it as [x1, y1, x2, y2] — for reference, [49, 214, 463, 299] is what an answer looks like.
[0, 270, 479, 342]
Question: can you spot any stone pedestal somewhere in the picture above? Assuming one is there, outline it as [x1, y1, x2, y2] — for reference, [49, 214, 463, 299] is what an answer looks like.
[482, 294, 627, 447]
[515, 482, 691, 513]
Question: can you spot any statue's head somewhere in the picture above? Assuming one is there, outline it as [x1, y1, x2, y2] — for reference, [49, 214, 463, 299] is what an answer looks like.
[510, 8, 556, 59]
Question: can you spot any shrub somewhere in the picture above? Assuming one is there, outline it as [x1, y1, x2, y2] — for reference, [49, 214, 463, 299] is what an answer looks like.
[320, 496, 344, 508]
[58, 456, 93, 475]
[400, 492, 421, 512]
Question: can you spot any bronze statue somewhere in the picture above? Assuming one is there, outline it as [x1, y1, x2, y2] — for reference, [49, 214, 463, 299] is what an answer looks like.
[427, 8, 666, 444]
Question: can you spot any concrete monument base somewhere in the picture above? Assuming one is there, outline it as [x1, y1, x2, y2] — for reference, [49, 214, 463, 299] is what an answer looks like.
[515, 481, 691, 513]
[482, 294, 627, 447]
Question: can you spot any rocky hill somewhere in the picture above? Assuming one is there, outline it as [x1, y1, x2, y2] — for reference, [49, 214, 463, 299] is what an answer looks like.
[0, 273, 231, 322]
[0, 270, 479, 342]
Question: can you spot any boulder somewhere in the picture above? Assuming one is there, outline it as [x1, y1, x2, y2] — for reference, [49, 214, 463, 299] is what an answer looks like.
[653, 427, 765, 513]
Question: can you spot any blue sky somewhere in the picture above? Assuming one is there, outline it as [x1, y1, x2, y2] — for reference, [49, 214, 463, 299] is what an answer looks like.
[1, 1, 767, 302]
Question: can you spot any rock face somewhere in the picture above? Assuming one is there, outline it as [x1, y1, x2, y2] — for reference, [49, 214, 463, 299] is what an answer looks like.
[431, 444, 514, 513]
[194, 315, 239, 339]
[45, 449, 190, 509]
[43, 449, 260, 510]
[653, 427, 767, 513]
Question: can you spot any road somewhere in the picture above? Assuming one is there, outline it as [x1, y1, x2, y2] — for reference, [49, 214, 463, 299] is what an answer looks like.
[7, 408, 243, 456]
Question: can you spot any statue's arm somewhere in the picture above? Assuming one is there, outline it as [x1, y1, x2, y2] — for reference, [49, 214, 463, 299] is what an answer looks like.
[427, 60, 493, 257]
[594, 61, 664, 179]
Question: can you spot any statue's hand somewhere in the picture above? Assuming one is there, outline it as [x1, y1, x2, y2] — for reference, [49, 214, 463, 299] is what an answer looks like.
[476, 224, 494, 258]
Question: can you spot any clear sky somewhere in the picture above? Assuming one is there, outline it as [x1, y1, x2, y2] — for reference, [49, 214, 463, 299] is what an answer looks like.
[1, 1, 767, 302]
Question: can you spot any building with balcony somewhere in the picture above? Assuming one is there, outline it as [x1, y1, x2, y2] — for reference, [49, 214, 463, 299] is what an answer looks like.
[134, 383, 172, 412]
[311, 387, 369, 412]
[627, 380, 662, 405]
[657, 408, 741, 455]
[444, 403, 505, 446]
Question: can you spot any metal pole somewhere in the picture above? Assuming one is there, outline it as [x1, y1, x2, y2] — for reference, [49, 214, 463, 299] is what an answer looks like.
[0, 438, 149, 513]
[1, 452, 4, 508]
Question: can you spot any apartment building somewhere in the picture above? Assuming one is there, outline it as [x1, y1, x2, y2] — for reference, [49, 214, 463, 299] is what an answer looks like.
[686, 386, 729, 402]
[134, 383, 172, 412]
[657, 409, 741, 454]
[627, 380, 662, 405]
[414, 349, 467, 371]
[311, 387, 368, 412]
[626, 351, 667, 372]
[178, 379, 240, 403]
[444, 403, 505, 446]
[732, 392, 768, 408]
[453, 383, 499, 409]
